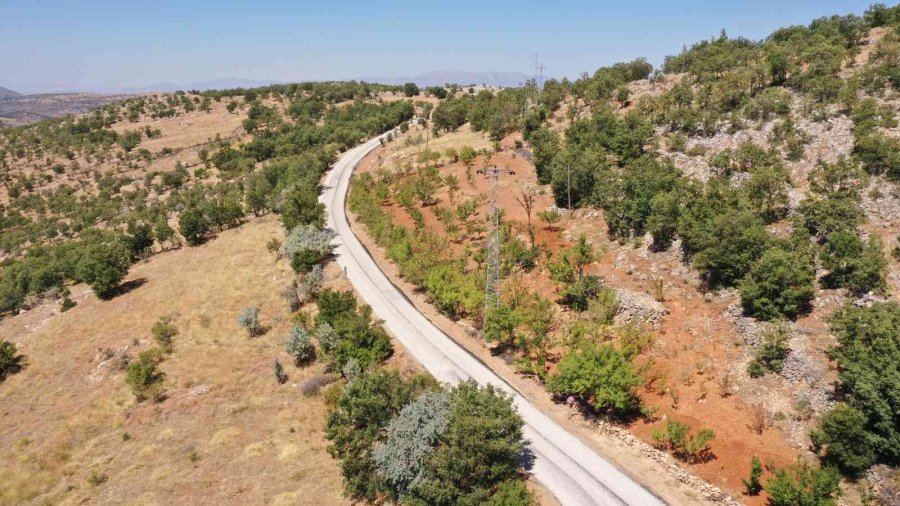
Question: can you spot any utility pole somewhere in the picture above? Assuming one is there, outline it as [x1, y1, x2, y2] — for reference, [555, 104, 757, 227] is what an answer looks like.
[567, 164, 572, 209]
[478, 166, 515, 326]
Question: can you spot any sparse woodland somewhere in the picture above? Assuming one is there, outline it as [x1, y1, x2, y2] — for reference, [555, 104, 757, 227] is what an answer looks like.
[348, 4, 900, 504]
[1, 3, 900, 505]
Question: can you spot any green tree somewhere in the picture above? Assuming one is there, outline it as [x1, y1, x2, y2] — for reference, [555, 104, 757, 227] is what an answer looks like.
[813, 303, 900, 472]
[820, 233, 887, 295]
[179, 208, 212, 246]
[547, 343, 640, 415]
[739, 247, 815, 320]
[325, 370, 434, 501]
[403, 82, 420, 97]
[691, 210, 771, 288]
[406, 381, 527, 506]
[811, 404, 876, 476]
[76, 239, 132, 299]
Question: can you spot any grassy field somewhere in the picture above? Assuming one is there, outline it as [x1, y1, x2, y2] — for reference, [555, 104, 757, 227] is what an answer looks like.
[0, 216, 353, 505]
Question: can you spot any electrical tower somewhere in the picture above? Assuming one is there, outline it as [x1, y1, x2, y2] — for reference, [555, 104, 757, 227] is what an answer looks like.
[478, 167, 515, 324]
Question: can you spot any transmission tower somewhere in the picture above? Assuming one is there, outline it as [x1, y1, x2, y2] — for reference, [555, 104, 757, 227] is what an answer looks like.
[478, 167, 515, 324]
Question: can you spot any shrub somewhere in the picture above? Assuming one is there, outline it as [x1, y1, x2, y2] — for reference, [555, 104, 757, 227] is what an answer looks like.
[651, 420, 715, 463]
[752, 321, 792, 374]
[743, 456, 763, 496]
[273, 359, 287, 384]
[764, 461, 842, 506]
[0, 340, 23, 381]
[126, 349, 164, 402]
[238, 306, 260, 336]
[547, 343, 640, 415]
[285, 325, 315, 365]
[151, 315, 177, 353]
[558, 274, 602, 312]
[747, 359, 766, 378]
[280, 224, 335, 260]
[315, 322, 339, 356]
[297, 264, 325, 303]
[739, 247, 815, 320]
[485, 480, 534, 506]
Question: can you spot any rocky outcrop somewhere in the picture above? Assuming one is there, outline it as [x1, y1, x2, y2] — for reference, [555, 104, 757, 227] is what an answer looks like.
[613, 287, 669, 327]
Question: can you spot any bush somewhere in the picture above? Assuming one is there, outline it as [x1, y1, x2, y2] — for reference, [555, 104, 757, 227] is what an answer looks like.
[743, 456, 763, 496]
[238, 306, 260, 336]
[273, 359, 287, 384]
[315, 322, 339, 356]
[754, 321, 792, 373]
[0, 340, 23, 381]
[285, 325, 315, 365]
[764, 461, 842, 506]
[151, 315, 177, 353]
[547, 343, 640, 415]
[739, 247, 815, 320]
[126, 349, 164, 402]
[651, 420, 715, 463]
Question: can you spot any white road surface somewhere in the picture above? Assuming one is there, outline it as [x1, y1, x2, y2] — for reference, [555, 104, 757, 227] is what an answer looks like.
[320, 133, 667, 506]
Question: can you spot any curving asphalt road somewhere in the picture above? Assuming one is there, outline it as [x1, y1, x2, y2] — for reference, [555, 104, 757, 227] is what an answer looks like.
[320, 133, 666, 506]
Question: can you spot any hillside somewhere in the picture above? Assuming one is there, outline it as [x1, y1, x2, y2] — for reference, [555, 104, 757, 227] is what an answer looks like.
[0, 87, 22, 100]
[1, 3, 900, 506]
[349, 5, 900, 505]
[0, 92, 134, 127]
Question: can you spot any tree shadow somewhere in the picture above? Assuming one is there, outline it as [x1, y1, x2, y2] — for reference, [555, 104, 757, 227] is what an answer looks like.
[110, 277, 148, 298]
[519, 445, 536, 473]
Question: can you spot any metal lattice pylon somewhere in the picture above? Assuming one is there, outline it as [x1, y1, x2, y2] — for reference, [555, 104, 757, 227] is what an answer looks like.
[478, 167, 515, 326]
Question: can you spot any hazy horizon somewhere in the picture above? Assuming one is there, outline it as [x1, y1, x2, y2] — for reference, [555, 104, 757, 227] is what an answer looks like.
[2, 0, 880, 94]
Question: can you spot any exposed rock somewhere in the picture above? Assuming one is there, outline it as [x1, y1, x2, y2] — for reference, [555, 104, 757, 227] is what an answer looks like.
[867, 465, 900, 506]
[613, 287, 669, 326]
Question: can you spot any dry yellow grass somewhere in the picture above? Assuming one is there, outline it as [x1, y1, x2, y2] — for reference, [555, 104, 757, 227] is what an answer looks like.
[0, 215, 351, 505]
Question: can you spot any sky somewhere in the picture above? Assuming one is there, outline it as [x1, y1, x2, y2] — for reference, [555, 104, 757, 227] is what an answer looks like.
[0, 0, 883, 93]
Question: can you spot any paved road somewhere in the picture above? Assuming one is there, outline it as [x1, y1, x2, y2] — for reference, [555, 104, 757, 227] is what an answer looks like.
[321, 133, 666, 506]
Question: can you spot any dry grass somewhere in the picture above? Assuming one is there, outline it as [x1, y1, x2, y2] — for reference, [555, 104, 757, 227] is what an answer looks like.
[0, 216, 350, 505]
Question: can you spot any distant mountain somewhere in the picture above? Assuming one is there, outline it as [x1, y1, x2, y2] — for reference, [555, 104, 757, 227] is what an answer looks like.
[0, 87, 23, 100]
[126, 78, 285, 93]
[357, 71, 533, 88]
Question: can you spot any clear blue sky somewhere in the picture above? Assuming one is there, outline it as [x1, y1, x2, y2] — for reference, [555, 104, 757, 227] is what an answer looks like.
[1, 0, 882, 93]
